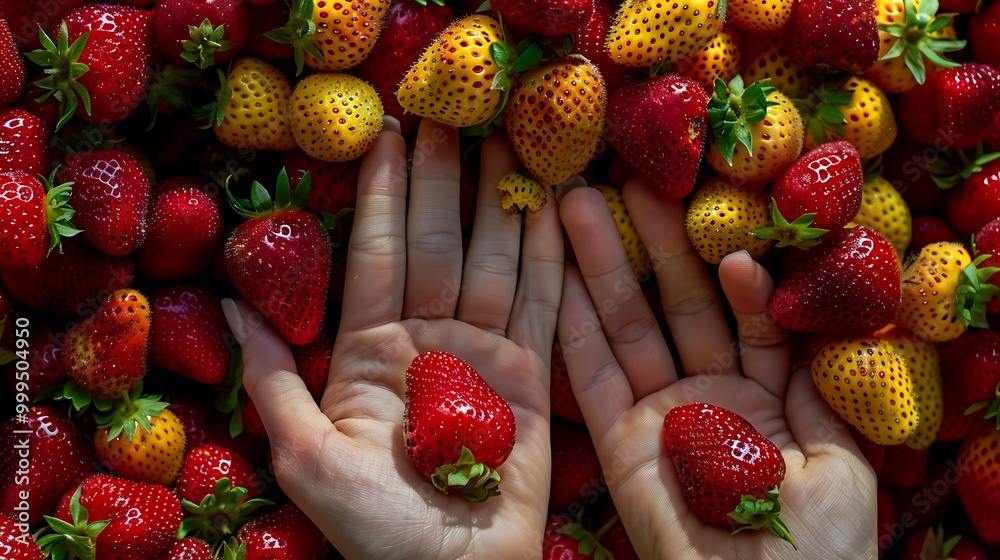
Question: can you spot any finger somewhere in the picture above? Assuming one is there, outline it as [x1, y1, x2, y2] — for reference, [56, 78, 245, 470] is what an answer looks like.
[561, 185, 676, 399]
[558, 266, 636, 443]
[340, 118, 408, 331]
[456, 134, 523, 334]
[785, 365, 863, 461]
[403, 119, 464, 319]
[718, 251, 793, 399]
[623, 175, 737, 377]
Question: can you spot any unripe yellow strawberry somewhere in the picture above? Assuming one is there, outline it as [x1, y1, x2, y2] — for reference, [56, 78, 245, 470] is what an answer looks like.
[811, 338, 917, 445]
[740, 33, 814, 98]
[596, 184, 647, 274]
[851, 175, 912, 257]
[306, 0, 392, 72]
[505, 58, 606, 187]
[877, 328, 942, 450]
[497, 171, 547, 214]
[95, 399, 187, 486]
[800, 76, 897, 161]
[726, 0, 793, 32]
[684, 178, 774, 265]
[675, 27, 742, 93]
[607, 0, 723, 68]
[290, 73, 383, 162]
[211, 58, 297, 151]
[897, 242, 987, 342]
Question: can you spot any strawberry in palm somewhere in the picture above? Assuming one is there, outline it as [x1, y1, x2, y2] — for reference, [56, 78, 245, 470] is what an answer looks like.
[225, 168, 332, 346]
[0, 169, 81, 270]
[663, 402, 796, 548]
[404, 351, 516, 503]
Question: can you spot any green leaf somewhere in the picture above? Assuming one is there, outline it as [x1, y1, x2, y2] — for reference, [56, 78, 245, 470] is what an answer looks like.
[250, 182, 271, 211]
[904, 47, 927, 85]
[511, 42, 543, 73]
[734, 123, 753, 158]
[880, 37, 907, 61]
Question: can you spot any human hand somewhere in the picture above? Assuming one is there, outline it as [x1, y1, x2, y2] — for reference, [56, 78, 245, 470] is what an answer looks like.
[222, 118, 564, 559]
[557, 176, 877, 559]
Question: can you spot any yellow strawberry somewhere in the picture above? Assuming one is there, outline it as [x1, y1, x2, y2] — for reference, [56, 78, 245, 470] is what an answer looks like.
[684, 178, 774, 265]
[207, 58, 297, 151]
[740, 33, 814, 98]
[290, 73, 383, 162]
[606, 0, 723, 68]
[876, 327, 942, 450]
[94, 391, 187, 486]
[675, 27, 742, 93]
[597, 184, 648, 274]
[811, 338, 917, 445]
[798, 76, 897, 161]
[497, 171, 547, 214]
[851, 175, 912, 257]
[726, 0, 793, 32]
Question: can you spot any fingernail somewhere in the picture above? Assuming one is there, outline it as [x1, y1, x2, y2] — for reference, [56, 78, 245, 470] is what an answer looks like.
[221, 298, 247, 344]
[382, 115, 402, 135]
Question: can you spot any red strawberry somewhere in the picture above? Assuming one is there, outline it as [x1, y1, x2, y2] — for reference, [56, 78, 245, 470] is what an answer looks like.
[0, 107, 50, 176]
[605, 75, 708, 198]
[542, 514, 609, 559]
[225, 169, 331, 346]
[404, 350, 516, 502]
[153, 0, 249, 68]
[957, 428, 1000, 544]
[755, 141, 864, 249]
[910, 215, 961, 251]
[0, 170, 80, 270]
[62, 288, 151, 399]
[0, 18, 25, 107]
[291, 331, 332, 402]
[245, 1, 294, 60]
[283, 150, 361, 216]
[901, 526, 988, 560]
[598, 514, 639, 560]
[955, 331, 1000, 418]
[0, 236, 134, 317]
[549, 422, 603, 514]
[849, 427, 886, 475]
[38, 474, 183, 560]
[0, 0, 89, 49]
[166, 538, 214, 560]
[0, 515, 44, 560]
[970, 0, 1000, 68]
[550, 341, 585, 425]
[899, 63, 1000, 150]
[876, 486, 897, 553]
[570, 0, 638, 94]
[944, 158, 1000, 236]
[59, 149, 150, 256]
[975, 217, 1000, 315]
[1, 317, 70, 400]
[880, 134, 946, 215]
[492, 0, 593, 36]
[353, 0, 454, 138]
[234, 503, 325, 560]
[134, 179, 224, 281]
[176, 443, 260, 505]
[0, 406, 96, 525]
[663, 402, 795, 547]
[938, 338, 995, 441]
[783, 0, 879, 74]
[769, 226, 901, 334]
[150, 285, 231, 385]
[877, 444, 930, 487]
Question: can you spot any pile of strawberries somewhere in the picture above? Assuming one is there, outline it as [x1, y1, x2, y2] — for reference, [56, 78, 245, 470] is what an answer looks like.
[0, 0, 998, 557]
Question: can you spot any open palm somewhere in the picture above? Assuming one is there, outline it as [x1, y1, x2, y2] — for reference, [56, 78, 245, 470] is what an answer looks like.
[224, 119, 563, 559]
[557, 178, 877, 560]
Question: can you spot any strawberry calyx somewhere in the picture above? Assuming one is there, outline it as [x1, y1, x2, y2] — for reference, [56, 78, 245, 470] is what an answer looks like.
[728, 487, 797, 549]
[264, 0, 325, 75]
[793, 75, 854, 146]
[955, 251, 1000, 328]
[215, 346, 248, 437]
[195, 68, 234, 130]
[40, 379, 113, 412]
[42, 166, 83, 256]
[917, 525, 966, 560]
[965, 382, 1000, 429]
[177, 477, 274, 548]
[182, 18, 233, 70]
[708, 75, 778, 166]
[928, 144, 1000, 189]
[24, 22, 91, 132]
[753, 199, 830, 249]
[93, 383, 170, 443]
[555, 520, 614, 560]
[413, 0, 447, 5]
[878, 0, 965, 85]
[218, 539, 248, 560]
[225, 167, 327, 223]
[146, 63, 205, 131]
[431, 446, 502, 503]
[34, 485, 110, 560]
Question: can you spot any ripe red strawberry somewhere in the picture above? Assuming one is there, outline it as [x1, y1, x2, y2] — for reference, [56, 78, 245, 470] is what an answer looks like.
[975, 217, 1000, 315]
[283, 150, 361, 216]
[549, 422, 603, 514]
[901, 526, 988, 560]
[755, 141, 863, 249]
[970, 0, 1000, 68]
[353, 0, 454, 138]
[492, 0, 594, 36]
[663, 402, 795, 547]
[849, 427, 886, 475]
[226, 169, 331, 346]
[0, 170, 80, 270]
[937, 345, 993, 442]
[166, 538, 213, 560]
[291, 331, 332, 402]
[404, 350, 516, 502]
[783, 0, 879, 74]
[245, 1, 294, 60]
[0, 406, 96, 525]
[910, 215, 961, 250]
[899, 63, 1000, 150]
[59, 149, 150, 256]
[0, 0, 89, 49]
[234, 503, 325, 560]
[38, 474, 183, 560]
[0, 107, 50, 176]
[571, 0, 638, 94]
[0, 515, 44, 560]
[134, 179, 224, 281]
[62, 288, 151, 399]
[0, 18, 25, 107]
[150, 285, 231, 385]
[769, 226, 901, 334]
[876, 486, 897, 552]
[551, 342, 585, 425]
[605, 75, 708, 198]
[957, 428, 1000, 544]
[0, 236, 134, 317]
[542, 514, 610, 559]
[956, 331, 1000, 421]
[153, 0, 250, 69]
[877, 443, 928, 487]
[880, 134, 945, 215]
[944, 158, 1000, 236]
[1, 317, 70, 400]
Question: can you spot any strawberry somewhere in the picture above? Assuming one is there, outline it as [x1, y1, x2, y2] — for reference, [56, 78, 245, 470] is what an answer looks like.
[232, 503, 325, 559]
[0, 237, 134, 317]
[899, 63, 1000, 150]
[849, 427, 886, 474]
[404, 350, 516, 502]
[505, 57, 607, 187]
[353, 0, 454, 138]
[957, 428, 1000, 544]
[542, 514, 610, 559]
[0, 406, 96, 525]
[851, 175, 912, 258]
[0, 170, 81, 270]
[811, 338, 917, 445]
[675, 26, 742, 93]
[938, 340, 993, 441]
[877, 328, 942, 449]
[94, 389, 187, 486]
[27, 6, 156, 129]
[245, 1, 294, 60]
[901, 526, 988, 560]
[496, 171, 548, 214]
[706, 75, 804, 187]
[0, 107, 50, 176]
[225, 169, 332, 346]
[597, 184, 648, 273]
[550, 341, 585, 425]
[943, 157, 1000, 236]
[607, 0, 723, 68]
[756, 141, 864, 249]
[571, 0, 638, 94]
[0, 0, 89, 49]
[283, 150, 361, 216]
[663, 402, 796, 547]
[0, 18, 25, 107]
[877, 442, 929, 486]
[153, 0, 250, 69]
[150, 285, 231, 385]
[783, 0, 879, 74]
[204, 57, 298, 152]
[911, 215, 961, 250]
[291, 331, 332, 402]
[2, 317, 70, 400]
[549, 422, 603, 514]
[685, 177, 774, 265]
[975, 217, 1000, 315]
[769, 226, 901, 334]
[955, 331, 1000, 423]
[876, 486, 897, 552]
[166, 538, 214, 560]
[798, 76, 898, 161]
[38, 474, 183, 560]
[134, 180, 225, 281]
[494, 0, 594, 36]
[58, 148, 150, 256]
[0, 515, 43, 560]
[290, 73, 383, 162]
[605, 74, 708, 198]
[739, 33, 814, 99]
[726, 0, 792, 32]
[969, 0, 1000, 68]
